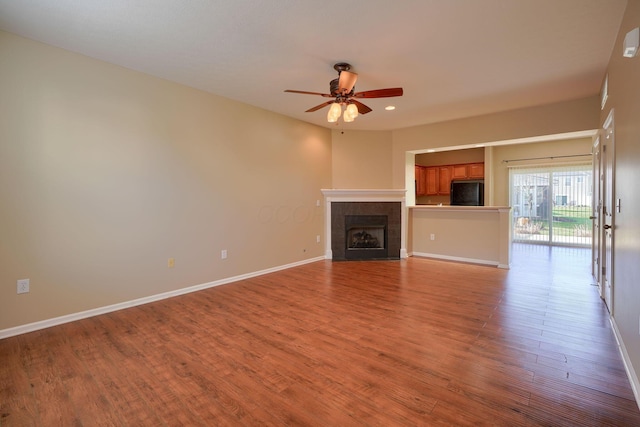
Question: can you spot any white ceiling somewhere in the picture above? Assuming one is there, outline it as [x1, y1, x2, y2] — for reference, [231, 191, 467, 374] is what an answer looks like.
[0, 0, 628, 131]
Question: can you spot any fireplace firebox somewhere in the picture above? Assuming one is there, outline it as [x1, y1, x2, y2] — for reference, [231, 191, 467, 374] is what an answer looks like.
[345, 215, 388, 259]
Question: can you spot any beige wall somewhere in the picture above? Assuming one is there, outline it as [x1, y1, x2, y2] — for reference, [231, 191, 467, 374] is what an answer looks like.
[319, 93, 600, 200]
[4, 4, 640, 396]
[490, 138, 593, 206]
[331, 129, 393, 188]
[0, 32, 332, 330]
[603, 0, 640, 392]
[415, 147, 485, 166]
[391, 96, 600, 189]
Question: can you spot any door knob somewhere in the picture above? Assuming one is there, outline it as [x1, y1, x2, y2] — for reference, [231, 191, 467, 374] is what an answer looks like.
[603, 224, 612, 230]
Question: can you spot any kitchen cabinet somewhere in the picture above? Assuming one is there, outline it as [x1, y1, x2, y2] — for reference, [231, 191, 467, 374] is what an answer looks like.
[451, 164, 468, 179]
[438, 166, 452, 195]
[449, 162, 485, 180]
[426, 167, 438, 195]
[468, 163, 484, 178]
[415, 165, 427, 196]
[417, 162, 484, 197]
[424, 166, 451, 196]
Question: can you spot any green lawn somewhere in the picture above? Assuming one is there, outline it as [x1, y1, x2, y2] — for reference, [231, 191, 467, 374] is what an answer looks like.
[532, 206, 592, 237]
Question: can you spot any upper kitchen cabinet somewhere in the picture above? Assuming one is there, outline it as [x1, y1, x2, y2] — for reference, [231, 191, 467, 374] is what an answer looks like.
[468, 163, 484, 178]
[415, 165, 427, 196]
[451, 162, 485, 180]
[422, 166, 452, 196]
[426, 167, 439, 195]
[417, 162, 484, 197]
[437, 166, 452, 195]
[415, 147, 485, 202]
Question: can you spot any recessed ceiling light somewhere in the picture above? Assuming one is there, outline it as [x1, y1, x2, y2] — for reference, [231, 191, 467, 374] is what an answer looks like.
[385, 105, 396, 111]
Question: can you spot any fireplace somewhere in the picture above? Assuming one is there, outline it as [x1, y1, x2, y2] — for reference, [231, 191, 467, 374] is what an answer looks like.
[322, 189, 407, 261]
[345, 215, 388, 260]
[329, 201, 401, 260]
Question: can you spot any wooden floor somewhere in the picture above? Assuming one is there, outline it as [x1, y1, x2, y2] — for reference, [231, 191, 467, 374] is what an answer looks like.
[2, 244, 640, 426]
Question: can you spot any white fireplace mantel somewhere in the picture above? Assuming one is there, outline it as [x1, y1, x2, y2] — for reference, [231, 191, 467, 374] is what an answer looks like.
[321, 189, 408, 260]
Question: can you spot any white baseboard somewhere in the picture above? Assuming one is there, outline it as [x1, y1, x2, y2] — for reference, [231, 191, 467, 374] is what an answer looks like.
[0, 256, 325, 340]
[411, 251, 500, 267]
[610, 317, 640, 410]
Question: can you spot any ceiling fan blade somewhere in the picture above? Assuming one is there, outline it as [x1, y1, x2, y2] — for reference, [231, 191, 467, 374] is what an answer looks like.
[353, 87, 403, 98]
[351, 100, 372, 114]
[285, 89, 333, 98]
[305, 100, 334, 112]
[338, 70, 358, 94]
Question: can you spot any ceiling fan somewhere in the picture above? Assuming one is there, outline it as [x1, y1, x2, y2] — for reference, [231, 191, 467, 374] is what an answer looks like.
[284, 63, 403, 123]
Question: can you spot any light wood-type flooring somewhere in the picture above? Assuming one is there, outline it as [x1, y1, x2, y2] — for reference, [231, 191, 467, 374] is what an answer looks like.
[2, 244, 640, 426]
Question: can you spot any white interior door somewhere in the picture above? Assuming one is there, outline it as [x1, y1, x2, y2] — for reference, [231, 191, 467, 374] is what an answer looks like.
[602, 111, 615, 313]
[592, 137, 602, 295]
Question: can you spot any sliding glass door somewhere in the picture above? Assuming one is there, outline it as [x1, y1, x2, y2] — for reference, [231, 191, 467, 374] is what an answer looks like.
[510, 164, 592, 247]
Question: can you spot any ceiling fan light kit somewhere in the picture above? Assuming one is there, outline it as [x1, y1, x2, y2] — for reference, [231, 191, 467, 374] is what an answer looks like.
[285, 62, 403, 124]
[327, 102, 359, 123]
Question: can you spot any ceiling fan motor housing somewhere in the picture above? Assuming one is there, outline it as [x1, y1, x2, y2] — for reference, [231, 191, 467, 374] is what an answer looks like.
[330, 78, 339, 95]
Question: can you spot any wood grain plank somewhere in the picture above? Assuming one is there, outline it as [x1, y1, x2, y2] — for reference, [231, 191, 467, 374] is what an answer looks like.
[1, 244, 639, 425]
[0, 336, 38, 426]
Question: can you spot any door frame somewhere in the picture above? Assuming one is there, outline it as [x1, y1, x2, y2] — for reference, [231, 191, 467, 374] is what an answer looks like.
[591, 135, 602, 296]
[602, 109, 615, 313]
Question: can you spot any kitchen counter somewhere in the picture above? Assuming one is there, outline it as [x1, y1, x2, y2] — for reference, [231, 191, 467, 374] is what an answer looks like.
[412, 205, 509, 211]
[409, 205, 511, 268]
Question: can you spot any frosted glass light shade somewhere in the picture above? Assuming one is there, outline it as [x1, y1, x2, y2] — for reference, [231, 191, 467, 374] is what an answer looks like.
[346, 103, 358, 118]
[327, 103, 342, 122]
[343, 110, 354, 122]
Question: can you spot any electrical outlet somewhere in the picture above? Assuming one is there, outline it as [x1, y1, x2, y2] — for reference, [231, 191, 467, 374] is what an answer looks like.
[316, 199, 320, 207]
[221, 249, 228, 260]
[17, 279, 30, 294]
[168, 258, 175, 268]
[430, 233, 435, 241]
[316, 235, 321, 243]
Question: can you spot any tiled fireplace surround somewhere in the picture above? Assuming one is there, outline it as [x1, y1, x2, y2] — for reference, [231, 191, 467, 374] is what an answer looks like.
[321, 189, 408, 260]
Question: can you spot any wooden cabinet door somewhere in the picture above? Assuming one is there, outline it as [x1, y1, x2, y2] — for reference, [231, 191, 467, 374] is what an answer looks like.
[438, 166, 452, 195]
[468, 163, 485, 178]
[422, 163, 483, 197]
[451, 164, 468, 179]
[415, 165, 427, 196]
[426, 167, 438, 195]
